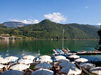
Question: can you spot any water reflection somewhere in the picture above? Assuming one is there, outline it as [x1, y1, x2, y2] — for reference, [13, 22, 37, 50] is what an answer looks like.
[0, 40, 100, 58]
[6, 50, 9, 56]
[0, 39, 9, 45]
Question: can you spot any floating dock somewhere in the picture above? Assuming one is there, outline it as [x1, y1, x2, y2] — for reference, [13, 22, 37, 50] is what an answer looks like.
[76, 51, 101, 55]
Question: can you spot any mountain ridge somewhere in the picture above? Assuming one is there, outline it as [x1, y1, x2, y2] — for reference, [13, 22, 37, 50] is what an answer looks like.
[0, 19, 99, 40]
[16, 19, 99, 39]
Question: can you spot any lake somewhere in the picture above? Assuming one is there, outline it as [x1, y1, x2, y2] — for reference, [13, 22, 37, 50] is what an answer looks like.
[0, 39, 101, 61]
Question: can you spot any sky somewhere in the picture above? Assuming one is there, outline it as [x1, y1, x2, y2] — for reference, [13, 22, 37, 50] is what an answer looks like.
[0, 0, 101, 25]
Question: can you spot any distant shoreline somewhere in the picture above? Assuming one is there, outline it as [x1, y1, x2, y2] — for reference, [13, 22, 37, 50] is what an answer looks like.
[0, 35, 99, 40]
[0, 38, 99, 40]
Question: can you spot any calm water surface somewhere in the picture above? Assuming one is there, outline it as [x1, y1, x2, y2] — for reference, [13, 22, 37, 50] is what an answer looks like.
[0, 39, 101, 61]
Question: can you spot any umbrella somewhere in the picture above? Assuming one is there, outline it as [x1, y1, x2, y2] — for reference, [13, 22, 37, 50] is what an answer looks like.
[0, 64, 4, 69]
[39, 58, 53, 63]
[22, 55, 35, 60]
[0, 57, 3, 59]
[40, 55, 51, 59]
[59, 62, 75, 67]
[5, 56, 18, 62]
[80, 63, 95, 69]
[1, 70, 23, 75]
[68, 55, 80, 58]
[10, 64, 29, 71]
[75, 58, 88, 62]
[0, 59, 9, 64]
[61, 66, 82, 74]
[32, 69, 53, 75]
[55, 56, 66, 59]
[18, 59, 33, 64]
[56, 58, 67, 61]
[35, 63, 52, 69]
[57, 59, 70, 63]
[90, 67, 101, 75]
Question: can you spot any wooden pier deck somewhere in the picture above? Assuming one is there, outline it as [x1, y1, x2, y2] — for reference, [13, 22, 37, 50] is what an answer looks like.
[76, 51, 101, 55]
[66, 51, 101, 55]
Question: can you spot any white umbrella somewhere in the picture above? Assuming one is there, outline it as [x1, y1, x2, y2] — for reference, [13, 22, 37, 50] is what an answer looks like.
[80, 63, 95, 69]
[0, 57, 3, 59]
[90, 67, 101, 75]
[5, 56, 18, 62]
[57, 59, 70, 63]
[23, 55, 35, 60]
[0, 64, 4, 69]
[18, 59, 33, 64]
[75, 58, 88, 62]
[35, 63, 52, 69]
[59, 62, 75, 67]
[0, 59, 9, 64]
[1, 70, 23, 75]
[32, 69, 53, 75]
[39, 58, 53, 63]
[68, 55, 80, 58]
[61, 66, 82, 75]
[55, 56, 66, 59]
[56, 58, 67, 61]
[10, 64, 29, 71]
[40, 55, 51, 59]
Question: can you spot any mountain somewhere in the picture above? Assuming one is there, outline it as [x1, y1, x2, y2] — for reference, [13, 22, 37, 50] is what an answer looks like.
[3, 21, 27, 28]
[0, 19, 99, 39]
[93, 25, 100, 28]
[12, 19, 98, 39]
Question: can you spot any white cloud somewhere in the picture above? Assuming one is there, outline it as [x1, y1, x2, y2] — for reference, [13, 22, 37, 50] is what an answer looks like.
[9, 19, 39, 24]
[85, 6, 88, 8]
[97, 23, 101, 25]
[33, 19, 39, 24]
[44, 12, 67, 23]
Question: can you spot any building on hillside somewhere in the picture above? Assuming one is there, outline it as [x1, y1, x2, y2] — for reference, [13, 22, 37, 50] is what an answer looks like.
[0, 34, 10, 37]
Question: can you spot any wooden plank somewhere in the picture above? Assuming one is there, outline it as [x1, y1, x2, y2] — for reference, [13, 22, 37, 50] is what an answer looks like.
[75, 63, 91, 75]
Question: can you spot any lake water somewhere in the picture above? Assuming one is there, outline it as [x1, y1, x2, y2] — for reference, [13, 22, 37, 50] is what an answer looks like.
[0, 39, 101, 61]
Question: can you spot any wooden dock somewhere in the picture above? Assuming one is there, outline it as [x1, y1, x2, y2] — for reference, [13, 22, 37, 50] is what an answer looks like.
[66, 51, 101, 55]
[76, 51, 101, 55]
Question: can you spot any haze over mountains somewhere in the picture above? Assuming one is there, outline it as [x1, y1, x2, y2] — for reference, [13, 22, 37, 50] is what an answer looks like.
[3, 21, 27, 28]
[0, 19, 99, 39]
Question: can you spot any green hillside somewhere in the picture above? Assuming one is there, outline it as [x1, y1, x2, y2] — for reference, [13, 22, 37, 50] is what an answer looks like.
[0, 19, 99, 40]
[64, 23, 99, 39]
[0, 24, 8, 34]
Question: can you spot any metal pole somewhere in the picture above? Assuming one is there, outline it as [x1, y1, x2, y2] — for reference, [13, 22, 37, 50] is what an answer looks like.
[62, 29, 64, 49]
